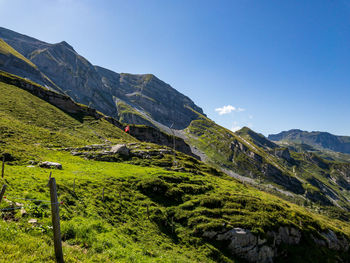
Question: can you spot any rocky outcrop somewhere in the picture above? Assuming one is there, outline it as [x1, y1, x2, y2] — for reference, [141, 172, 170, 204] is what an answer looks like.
[128, 125, 199, 159]
[274, 148, 295, 164]
[262, 163, 304, 194]
[39, 161, 62, 169]
[204, 226, 349, 263]
[332, 163, 350, 190]
[110, 144, 130, 156]
[0, 72, 103, 119]
[230, 139, 304, 194]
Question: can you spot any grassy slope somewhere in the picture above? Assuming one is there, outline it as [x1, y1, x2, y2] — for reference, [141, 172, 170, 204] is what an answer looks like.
[1, 79, 350, 262]
[185, 114, 350, 216]
[185, 112, 296, 182]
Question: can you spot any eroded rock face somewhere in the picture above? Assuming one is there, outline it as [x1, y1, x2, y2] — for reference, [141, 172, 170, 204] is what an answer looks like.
[230, 139, 304, 194]
[215, 228, 273, 263]
[267, 226, 301, 246]
[129, 125, 199, 159]
[274, 148, 295, 164]
[204, 226, 349, 263]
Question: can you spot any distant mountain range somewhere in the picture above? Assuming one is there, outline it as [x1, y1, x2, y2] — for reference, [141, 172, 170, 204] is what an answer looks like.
[268, 129, 350, 154]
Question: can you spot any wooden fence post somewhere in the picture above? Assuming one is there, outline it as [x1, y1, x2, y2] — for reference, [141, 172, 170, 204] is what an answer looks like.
[146, 204, 150, 220]
[1, 155, 5, 178]
[0, 184, 7, 204]
[49, 178, 64, 263]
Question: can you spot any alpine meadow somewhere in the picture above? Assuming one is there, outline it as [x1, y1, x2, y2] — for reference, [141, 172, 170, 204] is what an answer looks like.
[1, 1, 350, 263]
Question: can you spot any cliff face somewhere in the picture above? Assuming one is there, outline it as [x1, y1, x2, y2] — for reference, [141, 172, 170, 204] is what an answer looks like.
[0, 27, 204, 130]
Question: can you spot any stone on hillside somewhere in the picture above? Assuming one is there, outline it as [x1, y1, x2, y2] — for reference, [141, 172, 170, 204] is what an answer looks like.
[110, 144, 130, 156]
[39, 161, 62, 169]
[28, 218, 38, 224]
[20, 208, 27, 217]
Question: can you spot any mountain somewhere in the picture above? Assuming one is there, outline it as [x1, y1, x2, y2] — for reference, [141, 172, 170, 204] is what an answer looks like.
[3, 27, 350, 211]
[0, 27, 204, 130]
[268, 129, 350, 154]
[0, 38, 60, 92]
[3, 27, 350, 261]
[2, 70, 350, 262]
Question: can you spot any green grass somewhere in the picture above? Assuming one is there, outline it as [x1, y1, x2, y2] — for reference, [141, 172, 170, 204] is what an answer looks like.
[1, 75, 350, 262]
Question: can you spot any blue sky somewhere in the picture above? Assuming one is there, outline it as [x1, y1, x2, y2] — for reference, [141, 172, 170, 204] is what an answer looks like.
[1, 0, 349, 136]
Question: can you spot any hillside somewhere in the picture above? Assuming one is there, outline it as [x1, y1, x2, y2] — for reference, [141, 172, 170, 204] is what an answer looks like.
[268, 129, 350, 154]
[1, 72, 350, 262]
[180, 117, 350, 213]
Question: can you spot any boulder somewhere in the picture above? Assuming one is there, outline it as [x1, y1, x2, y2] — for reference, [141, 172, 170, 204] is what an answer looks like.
[39, 161, 62, 169]
[110, 144, 130, 156]
[28, 218, 38, 224]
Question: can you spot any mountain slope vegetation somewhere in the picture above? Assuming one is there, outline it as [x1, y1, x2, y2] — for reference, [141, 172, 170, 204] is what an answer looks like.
[1, 72, 350, 262]
[1, 26, 350, 262]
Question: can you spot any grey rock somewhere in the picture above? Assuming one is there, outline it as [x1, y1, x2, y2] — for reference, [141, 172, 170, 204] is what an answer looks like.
[274, 148, 295, 163]
[213, 228, 274, 263]
[28, 218, 38, 224]
[268, 226, 301, 245]
[110, 144, 130, 156]
[39, 161, 62, 169]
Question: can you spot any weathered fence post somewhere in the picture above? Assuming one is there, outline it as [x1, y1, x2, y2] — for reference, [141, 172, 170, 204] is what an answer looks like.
[146, 204, 150, 220]
[0, 184, 7, 204]
[49, 177, 64, 263]
[1, 155, 5, 178]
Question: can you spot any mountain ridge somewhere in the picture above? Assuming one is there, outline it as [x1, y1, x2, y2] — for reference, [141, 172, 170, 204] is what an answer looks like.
[0, 27, 204, 130]
[268, 129, 350, 154]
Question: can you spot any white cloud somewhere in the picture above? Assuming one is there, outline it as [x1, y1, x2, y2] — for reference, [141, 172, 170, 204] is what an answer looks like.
[215, 105, 245, 115]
